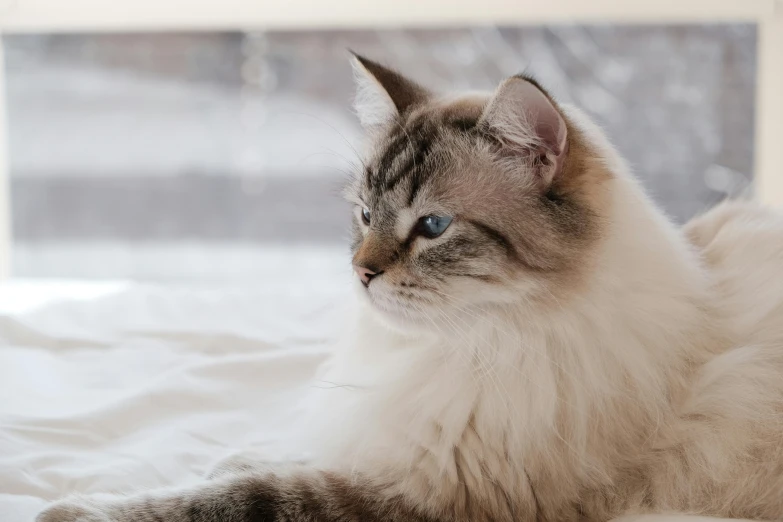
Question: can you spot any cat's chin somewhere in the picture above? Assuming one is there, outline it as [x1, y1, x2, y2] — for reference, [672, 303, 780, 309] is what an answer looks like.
[366, 297, 431, 333]
[367, 305, 430, 334]
[353, 283, 433, 334]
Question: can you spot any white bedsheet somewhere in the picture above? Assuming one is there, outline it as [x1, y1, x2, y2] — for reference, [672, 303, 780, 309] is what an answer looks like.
[0, 274, 350, 522]
[0, 277, 741, 522]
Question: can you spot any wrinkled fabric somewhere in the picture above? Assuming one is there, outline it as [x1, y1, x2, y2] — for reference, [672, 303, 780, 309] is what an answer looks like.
[0, 278, 346, 521]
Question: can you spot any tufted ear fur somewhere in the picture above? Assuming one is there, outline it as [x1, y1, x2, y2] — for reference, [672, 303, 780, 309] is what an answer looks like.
[479, 75, 568, 188]
[350, 53, 431, 131]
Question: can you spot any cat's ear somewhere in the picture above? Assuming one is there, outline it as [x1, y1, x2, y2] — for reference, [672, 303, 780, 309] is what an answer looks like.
[350, 53, 430, 130]
[479, 75, 568, 188]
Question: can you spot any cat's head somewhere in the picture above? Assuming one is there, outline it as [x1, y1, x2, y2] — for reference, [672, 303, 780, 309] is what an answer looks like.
[346, 54, 611, 329]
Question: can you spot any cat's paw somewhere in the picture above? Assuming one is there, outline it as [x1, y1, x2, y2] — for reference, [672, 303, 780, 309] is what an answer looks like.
[207, 450, 272, 479]
[36, 500, 109, 522]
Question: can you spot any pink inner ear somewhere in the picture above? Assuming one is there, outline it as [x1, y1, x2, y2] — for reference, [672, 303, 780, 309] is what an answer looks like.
[523, 83, 567, 158]
[480, 77, 568, 186]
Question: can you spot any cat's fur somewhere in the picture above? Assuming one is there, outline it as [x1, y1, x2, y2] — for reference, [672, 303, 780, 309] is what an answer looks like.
[38, 56, 783, 522]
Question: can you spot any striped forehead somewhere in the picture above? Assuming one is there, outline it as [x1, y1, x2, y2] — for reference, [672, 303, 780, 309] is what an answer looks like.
[365, 120, 437, 205]
[364, 105, 483, 203]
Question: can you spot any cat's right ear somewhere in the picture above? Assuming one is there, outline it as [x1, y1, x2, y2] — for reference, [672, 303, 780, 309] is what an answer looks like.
[350, 53, 430, 131]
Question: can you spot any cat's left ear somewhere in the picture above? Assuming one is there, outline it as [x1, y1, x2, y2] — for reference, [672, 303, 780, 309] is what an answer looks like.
[350, 53, 430, 131]
[479, 75, 568, 188]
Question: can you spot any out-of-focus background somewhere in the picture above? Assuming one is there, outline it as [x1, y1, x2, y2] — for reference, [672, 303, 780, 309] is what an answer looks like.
[1, 28, 757, 280]
[1, 1, 781, 282]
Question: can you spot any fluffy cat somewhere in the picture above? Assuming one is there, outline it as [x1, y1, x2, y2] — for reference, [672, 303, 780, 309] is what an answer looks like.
[38, 55, 783, 522]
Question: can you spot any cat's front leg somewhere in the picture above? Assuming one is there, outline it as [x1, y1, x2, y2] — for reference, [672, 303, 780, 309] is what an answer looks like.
[36, 500, 109, 522]
[206, 449, 311, 479]
[37, 467, 437, 522]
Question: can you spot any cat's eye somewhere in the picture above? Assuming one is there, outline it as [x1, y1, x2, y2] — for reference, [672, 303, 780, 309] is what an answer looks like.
[361, 208, 371, 226]
[418, 215, 453, 238]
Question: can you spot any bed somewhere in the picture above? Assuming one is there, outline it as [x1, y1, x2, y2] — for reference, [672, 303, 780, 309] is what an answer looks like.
[0, 275, 745, 522]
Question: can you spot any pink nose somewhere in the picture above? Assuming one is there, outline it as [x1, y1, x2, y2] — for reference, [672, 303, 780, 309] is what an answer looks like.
[353, 265, 381, 287]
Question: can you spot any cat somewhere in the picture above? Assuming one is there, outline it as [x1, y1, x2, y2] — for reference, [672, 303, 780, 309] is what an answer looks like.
[37, 54, 783, 522]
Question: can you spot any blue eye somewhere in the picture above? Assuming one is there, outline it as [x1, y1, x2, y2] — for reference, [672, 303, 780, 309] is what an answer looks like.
[419, 215, 453, 238]
[361, 208, 371, 225]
